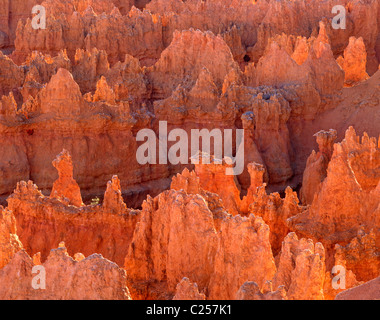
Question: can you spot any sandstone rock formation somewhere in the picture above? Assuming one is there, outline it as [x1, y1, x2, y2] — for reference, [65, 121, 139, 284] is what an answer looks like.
[7, 152, 140, 267]
[208, 214, 276, 300]
[50, 149, 83, 206]
[337, 37, 370, 86]
[0, 0, 379, 301]
[236, 281, 287, 300]
[125, 188, 220, 299]
[173, 277, 206, 300]
[0, 206, 23, 268]
[300, 129, 337, 205]
[0, 246, 132, 299]
[289, 127, 380, 270]
[272, 233, 326, 300]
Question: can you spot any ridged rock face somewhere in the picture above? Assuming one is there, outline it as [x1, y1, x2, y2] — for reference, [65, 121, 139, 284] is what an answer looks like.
[50, 149, 83, 207]
[72, 48, 109, 94]
[208, 214, 276, 300]
[250, 91, 293, 183]
[194, 157, 242, 216]
[38, 68, 84, 116]
[147, 29, 239, 95]
[170, 168, 201, 195]
[0, 206, 23, 268]
[300, 129, 337, 205]
[236, 281, 287, 300]
[289, 127, 380, 284]
[125, 168, 281, 300]
[0, 63, 164, 203]
[248, 185, 302, 256]
[0, 92, 18, 119]
[173, 277, 206, 300]
[253, 26, 345, 100]
[4, 0, 380, 74]
[7, 152, 140, 267]
[0, 134, 378, 299]
[334, 229, 380, 282]
[290, 127, 380, 246]
[0, 0, 43, 48]
[337, 37, 369, 86]
[255, 41, 309, 87]
[0, 52, 24, 97]
[125, 188, 220, 299]
[0, 247, 131, 300]
[0, 0, 379, 301]
[0, 7, 378, 202]
[12, 2, 165, 65]
[272, 233, 326, 300]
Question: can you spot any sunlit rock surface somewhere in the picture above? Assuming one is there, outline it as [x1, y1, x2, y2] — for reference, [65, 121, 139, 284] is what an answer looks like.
[0, 0, 379, 300]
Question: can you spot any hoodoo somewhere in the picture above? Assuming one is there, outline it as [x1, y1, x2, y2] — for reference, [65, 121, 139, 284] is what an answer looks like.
[0, 0, 379, 302]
